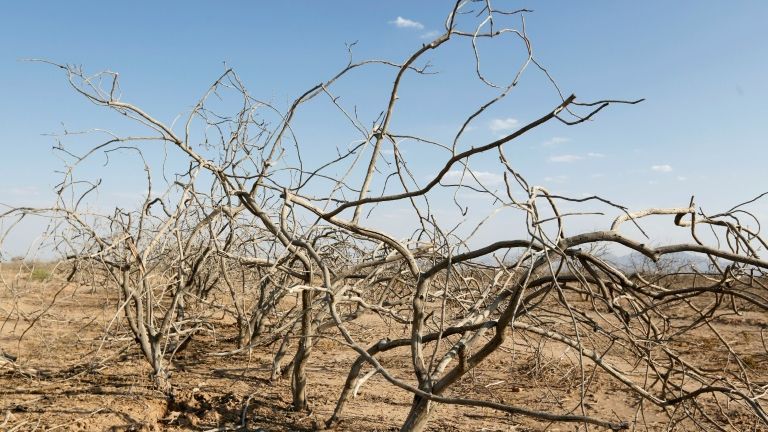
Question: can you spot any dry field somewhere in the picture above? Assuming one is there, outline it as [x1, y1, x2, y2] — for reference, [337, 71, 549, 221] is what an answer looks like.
[1, 263, 767, 431]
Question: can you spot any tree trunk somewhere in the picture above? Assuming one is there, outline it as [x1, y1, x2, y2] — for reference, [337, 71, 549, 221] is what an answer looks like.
[291, 288, 313, 411]
[152, 365, 174, 400]
[270, 326, 295, 381]
[400, 395, 432, 432]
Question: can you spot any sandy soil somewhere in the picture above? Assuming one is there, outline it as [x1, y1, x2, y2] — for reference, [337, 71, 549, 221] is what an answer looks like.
[1, 265, 766, 431]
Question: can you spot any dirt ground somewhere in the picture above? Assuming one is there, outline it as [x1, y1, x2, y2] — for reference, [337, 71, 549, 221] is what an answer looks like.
[1, 265, 767, 431]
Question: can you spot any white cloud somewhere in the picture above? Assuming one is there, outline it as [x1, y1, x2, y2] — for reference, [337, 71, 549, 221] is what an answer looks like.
[677, 176, 687, 181]
[542, 137, 570, 147]
[489, 117, 519, 132]
[381, 148, 405, 156]
[420, 30, 440, 39]
[544, 175, 568, 184]
[445, 170, 503, 186]
[651, 164, 673, 172]
[549, 154, 584, 163]
[389, 16, 424, 30]
[5, 186, 40, 196]
[545, 152, 604, 163]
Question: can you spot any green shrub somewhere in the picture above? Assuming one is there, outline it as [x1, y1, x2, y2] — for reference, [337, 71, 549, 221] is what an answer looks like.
[30, 268, 51, 282]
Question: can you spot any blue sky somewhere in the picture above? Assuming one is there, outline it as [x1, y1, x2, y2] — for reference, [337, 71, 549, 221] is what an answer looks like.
[1, 1, 767, 256]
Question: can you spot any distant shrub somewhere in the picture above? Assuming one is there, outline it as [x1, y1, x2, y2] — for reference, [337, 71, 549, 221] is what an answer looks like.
[30, 268, 51, 282]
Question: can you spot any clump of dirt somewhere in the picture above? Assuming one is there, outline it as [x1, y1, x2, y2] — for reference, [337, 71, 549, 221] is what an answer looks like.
[163, 390, 245, 428]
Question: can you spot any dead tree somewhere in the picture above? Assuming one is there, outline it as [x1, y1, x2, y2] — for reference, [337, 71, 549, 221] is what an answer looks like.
[2, 1, 767, 430]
